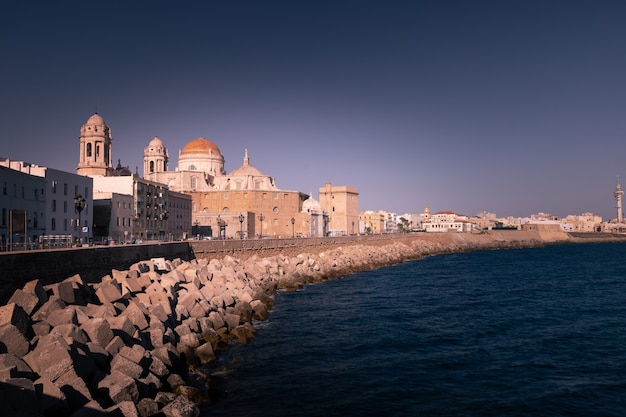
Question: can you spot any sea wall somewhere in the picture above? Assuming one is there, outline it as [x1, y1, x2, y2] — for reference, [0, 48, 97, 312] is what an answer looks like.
[1, 230, 625, 416]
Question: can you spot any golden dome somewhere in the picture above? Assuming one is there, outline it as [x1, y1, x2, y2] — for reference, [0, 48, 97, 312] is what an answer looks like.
[180, 138, 222, 156]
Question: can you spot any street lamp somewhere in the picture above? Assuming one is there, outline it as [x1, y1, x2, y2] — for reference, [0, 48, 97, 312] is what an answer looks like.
[291, 217, 295, 238]
[193, 219, 199, 239]
[239, 213, 244, 239]
[217, 215, 221, 240]
[258, 213, 264, 239]
[74, 195, 86, 247]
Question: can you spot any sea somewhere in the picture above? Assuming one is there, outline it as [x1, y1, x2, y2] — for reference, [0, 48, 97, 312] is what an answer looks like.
[201, 242, 626, 417]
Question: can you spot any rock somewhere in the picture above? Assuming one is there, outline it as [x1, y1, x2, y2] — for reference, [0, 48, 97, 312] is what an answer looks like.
[98, 370, 140, 404]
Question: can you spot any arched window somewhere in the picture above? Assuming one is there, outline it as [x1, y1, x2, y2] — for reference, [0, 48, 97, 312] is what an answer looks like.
[86, 143, 92, 157]
[149, 161, 155, 173]
[189, 165, 196, 171]
[190, 177, 197, 190]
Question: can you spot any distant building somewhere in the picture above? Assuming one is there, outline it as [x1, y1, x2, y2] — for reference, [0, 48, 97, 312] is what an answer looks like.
[423, 209, 474, 232]
[319, 181, 359, 236]
[359, 210, 386, 234]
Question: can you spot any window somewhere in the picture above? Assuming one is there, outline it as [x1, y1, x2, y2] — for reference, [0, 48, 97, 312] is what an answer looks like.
[33, 212, 38, 228]
[190, 177, 197, 189]
[150, 161, 154, 173]
[64, 219, 67, 231]
[224, 193, 228, 199]
[52, 200, 56, 212]
[1, 208, 5, 226]
[2, 182, 6, 195]
[189, 165, 196, 171]
[63, 201, 67, 213]
[51, 218, 56, 231]
[51, 181, 57, 194]
[64, 183, 68, 196]
[74, 185, 78, 196]
[274, 193, 278, 199]
[273, 207, 279, 214]
[86, 143, 92, 157]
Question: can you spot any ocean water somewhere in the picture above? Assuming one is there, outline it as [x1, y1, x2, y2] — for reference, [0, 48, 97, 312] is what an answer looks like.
[202, 242, 626, 417]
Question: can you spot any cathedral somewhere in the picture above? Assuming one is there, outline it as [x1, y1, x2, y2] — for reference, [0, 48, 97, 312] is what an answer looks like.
[142, 135, 327, 238]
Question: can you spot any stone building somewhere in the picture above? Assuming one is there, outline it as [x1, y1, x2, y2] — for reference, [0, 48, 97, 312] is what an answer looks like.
[143, 137, 312, 239]
[319, 181, 359, 236]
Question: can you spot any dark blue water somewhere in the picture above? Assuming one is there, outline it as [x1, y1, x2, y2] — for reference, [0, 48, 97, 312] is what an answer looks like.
[202, 243, 626, 417]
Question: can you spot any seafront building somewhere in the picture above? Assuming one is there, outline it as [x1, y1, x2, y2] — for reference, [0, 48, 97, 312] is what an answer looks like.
[0, 157, 93, 246]
[319, 181, 359, 236]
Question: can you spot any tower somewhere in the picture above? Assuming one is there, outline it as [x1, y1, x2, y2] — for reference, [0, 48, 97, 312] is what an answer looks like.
[76, 113, 113, 176]
[614, 177, 623, 223]
[143, 136, 168, 179]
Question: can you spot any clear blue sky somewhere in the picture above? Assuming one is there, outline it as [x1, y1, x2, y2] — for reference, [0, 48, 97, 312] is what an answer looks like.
[1, 1, 625, 220]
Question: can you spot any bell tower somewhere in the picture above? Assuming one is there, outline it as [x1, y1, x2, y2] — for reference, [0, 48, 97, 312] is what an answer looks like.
[143, 136, 168, 180]
[76, 113, 113, 176]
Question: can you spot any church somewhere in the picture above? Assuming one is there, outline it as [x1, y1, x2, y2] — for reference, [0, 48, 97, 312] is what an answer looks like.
[142, 136, 327, 238]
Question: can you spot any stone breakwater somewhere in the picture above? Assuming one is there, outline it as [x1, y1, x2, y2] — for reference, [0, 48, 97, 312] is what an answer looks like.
[0, 231, 622, 416]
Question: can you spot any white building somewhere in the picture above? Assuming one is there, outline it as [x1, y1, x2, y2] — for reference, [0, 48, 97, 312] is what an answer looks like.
[1, 158, 93, 245]
[0, 165, 46, 249]
[423, 209, 474, 233]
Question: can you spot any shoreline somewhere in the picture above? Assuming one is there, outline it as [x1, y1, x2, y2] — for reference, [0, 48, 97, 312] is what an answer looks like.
[1, 231, 625, 416]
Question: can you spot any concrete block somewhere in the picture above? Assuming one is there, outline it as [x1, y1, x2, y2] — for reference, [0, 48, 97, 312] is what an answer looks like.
[148, 292, 173, 316]
[32, 320, 51, 337]
[111, 354, 145, 380]
[194, 342, 216, 365]
[7, 289, 40, 316]
[54, 367, 93, 410]
[208, 311, 225, 330]
[46, 306, 78, 327]
[80, 302, 117, 319]
[95, 281, 124, 304]
[81, 317, 114, 348]
[22, 279, 48, 305]
[106, 315, 136, 344]
[0, 324, 30, 356]
[98, 370, 139, 404]
[0, 303, 30, 337]
[160, 394, 200, 417]
[136, 397, 159, 417]
[105, 335, 126, 357]
[0, 353, 33, 379]
[24, 334, 73, 382]
[121, 301, 150, 330]
[223, 312, 240, 330]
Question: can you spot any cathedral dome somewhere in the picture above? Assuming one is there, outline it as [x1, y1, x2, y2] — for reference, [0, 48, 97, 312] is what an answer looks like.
[181, 138, 222, 156]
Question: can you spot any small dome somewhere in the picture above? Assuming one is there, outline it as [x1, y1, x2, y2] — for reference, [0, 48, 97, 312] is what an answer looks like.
[302, 195, 323, 213]
[149, 136, 164, 147]
[181, 138, 222, 156]
[229, 149, 264, 176]
[86, 113, 105, 125]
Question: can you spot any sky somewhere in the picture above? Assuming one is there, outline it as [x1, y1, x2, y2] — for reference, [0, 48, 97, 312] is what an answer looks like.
[1, 1, 625, 220]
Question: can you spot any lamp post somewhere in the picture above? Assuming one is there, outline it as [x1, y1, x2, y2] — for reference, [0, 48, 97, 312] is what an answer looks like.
[217, 215, 221, 240]
[258, 213, 264, 239]
[239, 213, 244, 239]
[74, 195, 86, 247]
[291, 217, 295, 238]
